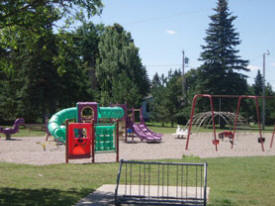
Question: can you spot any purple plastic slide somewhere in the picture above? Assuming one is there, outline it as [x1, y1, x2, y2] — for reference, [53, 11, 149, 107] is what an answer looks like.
[132, 123, 162, 143]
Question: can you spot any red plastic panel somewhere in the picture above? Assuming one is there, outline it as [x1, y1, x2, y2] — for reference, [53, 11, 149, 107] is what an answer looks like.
[68, 123, 92, 158]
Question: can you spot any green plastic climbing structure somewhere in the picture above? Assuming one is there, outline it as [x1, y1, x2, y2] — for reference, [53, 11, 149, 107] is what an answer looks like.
[95, 123, 116, 151]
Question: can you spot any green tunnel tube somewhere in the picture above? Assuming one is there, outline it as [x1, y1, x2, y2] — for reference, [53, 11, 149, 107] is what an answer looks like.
[48, 105, 124, 144]
[98, 107, 124, 119]
[48, 107, 77, 143]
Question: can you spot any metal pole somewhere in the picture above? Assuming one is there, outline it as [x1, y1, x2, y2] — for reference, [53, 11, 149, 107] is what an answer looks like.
[255, 97, 265, 152]
[116, 120, 119, 162]
[262, 53, 266, 130]
[185, 95, 198, 150]
[232, 96, 242, 149]
[262, 50, 270, 130]
[182, 50, 185, 101]
[209, 95, 218, 151]
[270, 123, 275, 148]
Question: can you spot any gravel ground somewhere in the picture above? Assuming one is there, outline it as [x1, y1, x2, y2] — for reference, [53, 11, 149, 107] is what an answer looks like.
[0, 132, 274, 165]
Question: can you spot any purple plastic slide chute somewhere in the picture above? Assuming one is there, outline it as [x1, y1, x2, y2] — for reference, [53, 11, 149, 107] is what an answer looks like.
[132, 123, 162, 143]
[138, 123, 162, 137]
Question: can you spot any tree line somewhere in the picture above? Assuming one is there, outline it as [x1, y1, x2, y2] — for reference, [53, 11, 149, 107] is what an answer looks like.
[1, 0, 274, 126]
[0, 0, 149, 123]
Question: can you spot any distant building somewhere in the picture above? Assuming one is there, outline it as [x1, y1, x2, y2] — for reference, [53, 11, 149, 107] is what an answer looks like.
[141, 95, 153, 121]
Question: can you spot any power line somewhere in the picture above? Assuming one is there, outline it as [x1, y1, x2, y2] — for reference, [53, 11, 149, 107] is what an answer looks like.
[145, 64, 181, 67]
[125, 10, 208, 25]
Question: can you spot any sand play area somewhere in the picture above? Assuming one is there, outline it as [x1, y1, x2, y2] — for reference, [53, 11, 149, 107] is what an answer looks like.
[0, 132, 275, 165]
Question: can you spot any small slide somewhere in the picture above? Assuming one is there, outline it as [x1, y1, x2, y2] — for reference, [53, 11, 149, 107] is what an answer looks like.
[48, 107, 77, 143]
[132, 123, 162, 143]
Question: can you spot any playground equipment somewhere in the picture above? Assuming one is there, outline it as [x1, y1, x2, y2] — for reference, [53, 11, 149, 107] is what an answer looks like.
[185, 94, 275, 152]
[113, 105, 162, 143]
[48, 102, 124, 163]
[186, 111, 247, 131]
[115, 160, 208, 206]
[183, 111, 247, 144]
[66, 121, 94, 162]
[130, 108, 162, 142]
[218, 131, 234, 144]
[173, 125, 188, 139]
[0, 118, 24, 140]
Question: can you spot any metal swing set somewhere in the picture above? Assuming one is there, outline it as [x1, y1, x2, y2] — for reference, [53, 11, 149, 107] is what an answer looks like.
[185, 94, 275, 152]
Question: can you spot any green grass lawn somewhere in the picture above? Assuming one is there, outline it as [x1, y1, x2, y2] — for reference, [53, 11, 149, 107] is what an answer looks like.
[148, 122, 275, 134]
[0, 156, 275, 206]
[1, 121, 273, 138]
[1, 123, 275, 205]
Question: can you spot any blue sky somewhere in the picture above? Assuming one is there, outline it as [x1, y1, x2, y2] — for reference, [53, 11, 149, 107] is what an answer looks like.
[91, 0, 275, 88]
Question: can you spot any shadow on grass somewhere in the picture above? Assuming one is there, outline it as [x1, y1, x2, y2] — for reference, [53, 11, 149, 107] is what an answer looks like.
[0, 187, 94, 206]
[208, 199, 236, 206]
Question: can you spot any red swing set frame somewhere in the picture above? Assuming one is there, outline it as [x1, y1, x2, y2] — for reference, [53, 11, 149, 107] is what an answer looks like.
[185, 94, 275, 152]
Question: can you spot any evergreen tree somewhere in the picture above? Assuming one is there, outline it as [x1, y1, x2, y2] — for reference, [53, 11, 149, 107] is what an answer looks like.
[251, 70, 275, 124]
[253, 70, 264, 96]
[198, 0, 249, 97]
[150, 70, 184, 126]
[150, 73, 169, 126]
[0, 5, 61, 122]
[165, 69, 183, 126]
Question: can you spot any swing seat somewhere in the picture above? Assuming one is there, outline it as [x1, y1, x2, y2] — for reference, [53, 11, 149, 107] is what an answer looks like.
[218, 131, 233, 140]
[212, 139, 219, 145]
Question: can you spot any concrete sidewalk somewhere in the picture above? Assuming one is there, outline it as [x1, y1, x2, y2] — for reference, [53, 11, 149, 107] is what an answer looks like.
[75, 184, 210, 206]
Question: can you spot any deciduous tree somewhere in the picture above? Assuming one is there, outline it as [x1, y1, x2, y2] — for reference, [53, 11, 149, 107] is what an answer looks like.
[0, 0, 103, 29]
[96, 23, 150, 106]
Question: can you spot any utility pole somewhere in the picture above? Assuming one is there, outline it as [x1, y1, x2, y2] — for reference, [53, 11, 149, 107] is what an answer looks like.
[182, 50, 189, 104]
[182, 50, 185, 101]
[262, 50, 270, 130]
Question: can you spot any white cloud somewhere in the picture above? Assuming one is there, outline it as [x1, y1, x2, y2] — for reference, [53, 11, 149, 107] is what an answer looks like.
[271, 62, 275, 67]
[247, 65, 260, 71]
[166, 30, 176, 35]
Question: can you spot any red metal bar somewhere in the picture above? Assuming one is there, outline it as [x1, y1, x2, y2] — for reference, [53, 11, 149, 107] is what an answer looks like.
[232, 96, 242, 148]
[185, 94, 218, 151]
[208, 95, 218, 151]
[116, 120, 119, 162]
[187, 94, 274, 152]
[91, 120, 95, 163]
[65, 120, 69, 164]
[209, 94, 275, 99]
[270, 123, 275, 148]
[185, 95, 198, 150]
[255, 97, 265, 151]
